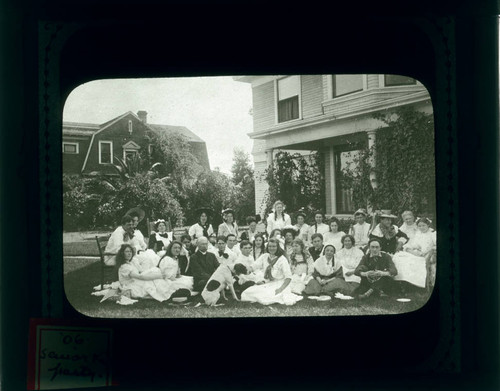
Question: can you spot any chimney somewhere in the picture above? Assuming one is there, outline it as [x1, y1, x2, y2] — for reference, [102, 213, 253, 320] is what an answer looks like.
[137, 110, 148, 124]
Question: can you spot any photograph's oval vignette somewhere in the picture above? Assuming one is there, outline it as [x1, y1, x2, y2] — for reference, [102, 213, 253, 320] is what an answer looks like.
[62, 74, 436, 318]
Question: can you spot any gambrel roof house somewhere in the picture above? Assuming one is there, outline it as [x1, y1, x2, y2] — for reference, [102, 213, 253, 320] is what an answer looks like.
[62, 110, 210, 174]
[234, 74, 432, 216]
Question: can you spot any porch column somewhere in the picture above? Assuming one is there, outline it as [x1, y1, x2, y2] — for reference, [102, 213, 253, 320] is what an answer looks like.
[367, 129, 378, 213]
[367, 129, 377, 167]
[266, 148, 274, 169]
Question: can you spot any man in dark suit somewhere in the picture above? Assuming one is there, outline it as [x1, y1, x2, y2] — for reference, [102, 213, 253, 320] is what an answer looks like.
[189, 237, 220, 292]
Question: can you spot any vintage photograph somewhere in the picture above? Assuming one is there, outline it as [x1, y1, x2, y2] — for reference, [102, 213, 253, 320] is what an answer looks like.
[62, 75, 436, 318]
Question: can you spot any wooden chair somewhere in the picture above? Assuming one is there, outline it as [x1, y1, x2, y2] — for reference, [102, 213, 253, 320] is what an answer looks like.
[96, 235, 116, 289]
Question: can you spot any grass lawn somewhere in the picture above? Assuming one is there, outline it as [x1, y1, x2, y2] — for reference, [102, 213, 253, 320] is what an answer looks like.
[64, 258, 432, 319]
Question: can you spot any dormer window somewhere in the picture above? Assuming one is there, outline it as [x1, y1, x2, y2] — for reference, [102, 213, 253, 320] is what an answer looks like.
[128, 120, 133, 134]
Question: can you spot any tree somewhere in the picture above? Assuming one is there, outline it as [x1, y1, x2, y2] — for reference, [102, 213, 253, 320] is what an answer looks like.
[184, 169, 236, 228]
[149, 130, 205, 200]
[230, 148, 255, 223]
[341, 106, 436, 217]
[264, 151, 325, 218]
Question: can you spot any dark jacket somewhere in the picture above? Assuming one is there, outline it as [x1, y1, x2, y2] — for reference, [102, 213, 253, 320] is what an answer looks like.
[354, 252, 398, 277]
[189, 250, 220, 291]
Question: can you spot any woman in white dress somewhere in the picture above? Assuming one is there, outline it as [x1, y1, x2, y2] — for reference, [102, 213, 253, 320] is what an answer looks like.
[392, 217, 437, 288]
[218, 208, 239, 238]
[288, 238, 314, 294]
[335, 234, 364, 295]
[157, 241, 194, 293]
[399, 211, 419, 241]
[307, 211, 330, 238]
[323, 217, 346, 252]
[266, 200, 291, 235]
[117, 244, 177, 302]
[241, 239, 303, 305]
[188, 207, 215, 242]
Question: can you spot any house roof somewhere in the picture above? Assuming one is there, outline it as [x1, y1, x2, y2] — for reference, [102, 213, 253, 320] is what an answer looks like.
[62, 122, 100, 137]
[148, 124, 205, 143]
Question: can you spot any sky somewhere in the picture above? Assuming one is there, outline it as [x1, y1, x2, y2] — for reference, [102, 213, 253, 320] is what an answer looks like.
[63, 76, 254, 174]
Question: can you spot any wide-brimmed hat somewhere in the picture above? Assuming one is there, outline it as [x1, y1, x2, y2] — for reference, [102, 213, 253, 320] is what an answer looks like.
[126, 206, 146, 222]
[353, 208, 368, 217]
[221, 208, 235, 215]
[282, 225, 299, 237]
[379, 210, 397, 219]
[196, 207, 214, 216]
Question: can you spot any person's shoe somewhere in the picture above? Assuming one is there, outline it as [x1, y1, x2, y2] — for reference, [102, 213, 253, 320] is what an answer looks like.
[358, 288, 374, 299]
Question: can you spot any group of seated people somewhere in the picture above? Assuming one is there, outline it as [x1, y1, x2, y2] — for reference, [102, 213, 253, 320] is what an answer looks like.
[102, 201, 437, 305]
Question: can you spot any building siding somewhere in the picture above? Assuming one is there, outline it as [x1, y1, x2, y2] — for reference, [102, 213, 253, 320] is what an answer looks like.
[367, 74, 380, 89]
[83, 114, 152, 174]
[62, 137, 92, 174]
[324, 148, 333, 214]
[252, 82, 275, 133]
[301, 75, 324, 119]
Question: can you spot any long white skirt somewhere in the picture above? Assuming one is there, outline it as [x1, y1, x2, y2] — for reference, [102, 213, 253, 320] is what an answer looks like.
[241, 280, 303, 306]
[392, 252, 427, 288]
[289, 274, 312, 295]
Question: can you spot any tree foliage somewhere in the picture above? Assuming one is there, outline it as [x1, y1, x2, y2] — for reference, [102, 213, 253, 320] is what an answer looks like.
[341, 106, 435, 217]
[263, 151, 325, 217]
[230, 148, 255, 223]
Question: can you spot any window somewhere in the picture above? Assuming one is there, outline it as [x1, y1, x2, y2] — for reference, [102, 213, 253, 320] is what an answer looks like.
[277, 76, 300, 123]
[128, 120, 133, 134]
[335, 148, 362, 214]
[384, 74, 416, 87]
[62, 142, 79, 154]
[99, 141, 113, 164]
[333, 75, 363, 97]
[123, 149, 138, 162]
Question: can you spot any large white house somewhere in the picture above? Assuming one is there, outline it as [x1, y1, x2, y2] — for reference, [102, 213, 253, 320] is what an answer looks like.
[234, 74, 432, 217]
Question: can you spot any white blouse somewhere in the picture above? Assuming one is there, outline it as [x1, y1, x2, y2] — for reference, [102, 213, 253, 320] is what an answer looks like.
[351, 222, 371, 248]
[266, 213, 292, 235]
[307, 223, 330, 237]
[295, 223, 311, 242]
[323, 231, 346, 252]
[158, 256, 179, 280]
[313, 255, 342, 277]
[253, 254, 292, 281]
[399, 223, 419, 241]
[218, 222, 239, 238]
[335, 247, 364, 283]
[188, 223, 214, 239]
